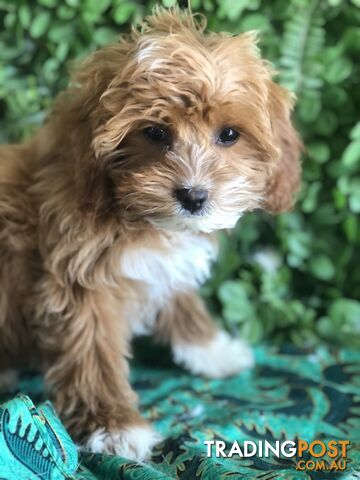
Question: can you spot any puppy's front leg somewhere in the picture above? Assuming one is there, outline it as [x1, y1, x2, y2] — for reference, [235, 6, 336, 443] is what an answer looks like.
[156, 291, 254, 378]
[33, 279, 161, 460]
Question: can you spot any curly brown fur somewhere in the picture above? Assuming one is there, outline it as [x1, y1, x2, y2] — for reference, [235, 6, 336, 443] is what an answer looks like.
[0, 7, 301, 459]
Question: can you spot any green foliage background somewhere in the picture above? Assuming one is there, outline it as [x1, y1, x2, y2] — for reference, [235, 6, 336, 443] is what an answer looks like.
[0, 0, 359, 348]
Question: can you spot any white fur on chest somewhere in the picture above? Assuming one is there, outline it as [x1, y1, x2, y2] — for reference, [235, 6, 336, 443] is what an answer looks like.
[120, 232, 217, 296]
[120, 232, 217, 334]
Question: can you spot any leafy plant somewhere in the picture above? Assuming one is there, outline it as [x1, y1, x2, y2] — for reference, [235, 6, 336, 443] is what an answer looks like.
[0, 0, 359, 348]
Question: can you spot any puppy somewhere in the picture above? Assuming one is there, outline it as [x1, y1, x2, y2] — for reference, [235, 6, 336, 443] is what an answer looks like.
[0, 7, 301, 460]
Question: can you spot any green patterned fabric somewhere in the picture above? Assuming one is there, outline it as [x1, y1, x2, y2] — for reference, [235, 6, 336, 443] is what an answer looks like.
[0, 394, 96, 479]
[1, 343, 359, 479]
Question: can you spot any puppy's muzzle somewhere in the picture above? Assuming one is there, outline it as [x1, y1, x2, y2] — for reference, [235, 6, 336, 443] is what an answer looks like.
[174, 187, 208, 214]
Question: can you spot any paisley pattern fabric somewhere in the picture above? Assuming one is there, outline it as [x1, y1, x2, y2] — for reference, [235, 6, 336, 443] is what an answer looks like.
[0, 343, 359, 479]
[0, 394, 96, 479]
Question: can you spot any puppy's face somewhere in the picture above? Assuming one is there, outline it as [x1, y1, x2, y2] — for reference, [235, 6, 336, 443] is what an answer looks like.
[79, 10, 301, 232]
[113, 110, 268, 233]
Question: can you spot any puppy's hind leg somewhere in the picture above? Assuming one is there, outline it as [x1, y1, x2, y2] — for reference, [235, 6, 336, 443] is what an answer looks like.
[155, 291, 254, 379]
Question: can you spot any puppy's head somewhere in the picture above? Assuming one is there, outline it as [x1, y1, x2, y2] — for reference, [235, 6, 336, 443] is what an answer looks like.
[68, 7, 301, 232]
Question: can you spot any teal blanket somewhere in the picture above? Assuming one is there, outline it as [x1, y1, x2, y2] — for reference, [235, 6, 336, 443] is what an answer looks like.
[1, 343, 359, 479]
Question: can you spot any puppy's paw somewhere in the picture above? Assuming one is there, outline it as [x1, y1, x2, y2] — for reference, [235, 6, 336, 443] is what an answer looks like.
[0, 369, 18, 391]
[85, 424, 162, 461]
[173, 330, 254, 379]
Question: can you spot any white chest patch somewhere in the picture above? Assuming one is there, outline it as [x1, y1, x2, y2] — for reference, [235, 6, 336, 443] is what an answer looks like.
[120, 232, 217, 295]
[119, 232, 217, 335]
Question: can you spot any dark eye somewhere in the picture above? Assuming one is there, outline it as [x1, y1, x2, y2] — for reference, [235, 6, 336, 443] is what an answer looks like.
[217, 127, 240, 146]
[143, 125, 170, 144]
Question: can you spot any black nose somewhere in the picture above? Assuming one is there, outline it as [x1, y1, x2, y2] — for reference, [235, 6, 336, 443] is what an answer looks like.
[175, 187, 208, 213]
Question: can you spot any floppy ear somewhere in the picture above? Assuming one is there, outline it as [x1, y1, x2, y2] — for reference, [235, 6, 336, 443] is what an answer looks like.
[49, 42, 133, 219]
[263, 81, 302, 214]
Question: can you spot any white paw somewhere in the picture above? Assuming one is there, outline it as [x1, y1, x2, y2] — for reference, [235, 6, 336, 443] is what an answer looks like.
[173, 330, 254, 379]
[0, 369, 18, 391]
[84, 424, 162, 461]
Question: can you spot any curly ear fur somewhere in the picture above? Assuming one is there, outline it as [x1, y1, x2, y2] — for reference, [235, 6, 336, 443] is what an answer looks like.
[40, 53, 117, 218]
[263, 81, 302, 214]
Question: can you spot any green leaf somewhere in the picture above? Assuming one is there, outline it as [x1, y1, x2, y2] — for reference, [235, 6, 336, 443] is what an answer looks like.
[350, 122, 360, 140]
[4, 12, 16, 29]
[349, 179, 360, 213]
[93, 27, 118, 46]
[218, 281, 256, 323]
[343, 215, 358, 243]
[55, 42, 69, 62]
[314, 110, 338, 136]
[342, 140, 360, 168]
[317, 317, 335, 339]
[286, 232, 311, 260]
[83, 0, 112, 22]
[113, 3, 137, 24]
[302, 182, 321, 212]
[342, 27, 360, 53]
[48, 24, 74, 43]
[38, 0, 58, 6]
[190, 0, 202, 8]
[298, 94, 322, 123]
[324, 57, 353, 84]
[309, 255, 335, 281]
[308, 141, 331, 163]
[19, 5, 32, 29]
[323, 85, 347, 107]
[57, 5, 76, 20]
[85, 0, 111, 14]
[30, 11, 51, 38]
[202, 0, 215, 13]
[329, 299, 360, 334]
[333, 188, 347, 210]
[217, 0, 250, 21]
[240, 318, 263, 343]
[240, 14, 271, 33]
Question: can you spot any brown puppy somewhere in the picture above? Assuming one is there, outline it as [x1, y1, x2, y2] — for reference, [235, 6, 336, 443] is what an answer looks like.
[0, 7, 301, 460]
